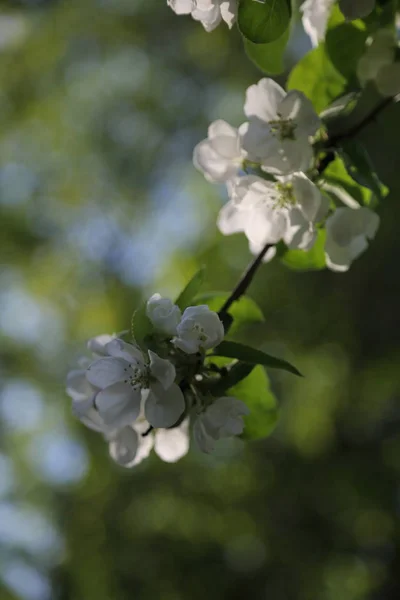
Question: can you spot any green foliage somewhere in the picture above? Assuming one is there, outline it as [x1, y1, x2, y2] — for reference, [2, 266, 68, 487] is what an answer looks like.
[131, 302, 153, 350]
[322, 156, 373, 206]
[281, 229, 327, 272]
[227, 365, 278, 440]
[325, 20, 368, 79]
[175, 267, 205, 311]
[194, 292, 264, 335]
[287, 44, 347, 113]
[213, 340, 302, 376]
[339, 139, 388, 202]
[204, 360, 256, 395]
[244, 27, 289, 74]
[238, 0, 291, 44]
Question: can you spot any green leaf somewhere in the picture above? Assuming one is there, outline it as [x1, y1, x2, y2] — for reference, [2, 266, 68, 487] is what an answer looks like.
[238, 0, 291, 44]
[131, 302, 154, 350]
[213, 340, 302, 376]
[175, 267, 205, 311]
[281, 229, 327, 271]
[194, 292, 264, 336]
[325, 20, 368, 79]
[244, 27, 289, 74]
[287, 44, 346, 113]
[322, 155, 372, 206]
[204, 360, 256, 396]
[339, 140, 388, 202]
[227, 365, 278, 440]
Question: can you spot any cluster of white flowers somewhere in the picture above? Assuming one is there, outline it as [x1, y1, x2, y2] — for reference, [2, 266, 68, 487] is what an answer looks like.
[167, 0, 236, 31]
[194, 77, 380, 272]
[66, 295, 249, 467]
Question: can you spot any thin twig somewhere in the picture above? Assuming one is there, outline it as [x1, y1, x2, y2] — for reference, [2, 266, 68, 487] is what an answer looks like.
[317, 96, 394, 175]
[218, 242, 273, 317]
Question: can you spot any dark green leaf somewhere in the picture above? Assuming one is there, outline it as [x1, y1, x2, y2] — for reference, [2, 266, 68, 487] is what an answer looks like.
[325, 21, 368, 79]
[238, 0, 291, 44]
[339, 140, 388, 202]
[322, 155, 372, 205]
[213, 340, 302, 376]
[194, 292, 265, 336]
[131, 302, 154, 350]
[204, 360, 256, 396]
[175, 267, 205, 311]
[281, 229, 327, 272]
[244, 27, 289, 74]
[228, 365, 278, 440]
[287, 44, 346, 113]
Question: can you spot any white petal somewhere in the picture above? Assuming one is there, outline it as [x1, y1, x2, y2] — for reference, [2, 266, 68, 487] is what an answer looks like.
[244, 78, 286, 121]
[220, 0, 237, 27]
[208, 119, 238, 140]
[167, 0, 193, 15]
[154, 419, 190, 463]
[193, 417, 216, 453]
[72, 396, 106, 433]
[105, 339, 144, 365]
[86, 357, 127, 389]
[148, 351, 176, 390]
[245, 205, 288, 246]
[66, 369, 94, 401]
[87, 334, 115, 356]
[193, 139, 240, 183]
[145, 383, 185, 428]
[109, 427, 139, 467]
[95, 381, 142, 428]
[172, 335, 200, 354]
[291, 174, 322, 222]
[301, 0, 335, 46]
[217, 200, 248, 236]
[240, 119, 277, 163]
[279, 90, 321, 136]
[248, 240, 277, 262]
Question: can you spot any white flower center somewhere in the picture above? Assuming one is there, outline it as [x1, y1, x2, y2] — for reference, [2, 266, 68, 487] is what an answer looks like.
[268, 115, 297, 141]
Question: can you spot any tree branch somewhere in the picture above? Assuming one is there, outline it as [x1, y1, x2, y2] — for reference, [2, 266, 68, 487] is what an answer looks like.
[218, 242, 273, 317]
[316, 96, 395, 175]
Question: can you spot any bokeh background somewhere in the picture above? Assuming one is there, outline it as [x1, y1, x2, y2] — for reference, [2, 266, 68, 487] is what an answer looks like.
[0, 0, 400, 599]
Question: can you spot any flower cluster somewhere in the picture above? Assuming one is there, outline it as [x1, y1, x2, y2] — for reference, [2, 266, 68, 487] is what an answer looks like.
[194, 77, 380, 272]
[167, 0, 236, 31]
[66, 295, 249, 467]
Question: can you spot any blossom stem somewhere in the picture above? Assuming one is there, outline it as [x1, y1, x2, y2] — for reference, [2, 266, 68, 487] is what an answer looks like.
[218, 242, 273, 318]
[317, 95, 395, 175]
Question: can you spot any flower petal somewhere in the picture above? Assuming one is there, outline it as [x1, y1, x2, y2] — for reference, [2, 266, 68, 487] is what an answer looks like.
[148, 350, 176, 390]
[86, 357, 128, 389]
[87, 334, 115, 356]
[105, 339, 144, 365]
[108, 426, 139, 467]
[279, 91, 321, 136]
[145, 382, 185, 428]
[66, 369, 95, 401]
[154, 419, 190, 463]
[244, 78, 286, 121]
[95, 381, 142, 428]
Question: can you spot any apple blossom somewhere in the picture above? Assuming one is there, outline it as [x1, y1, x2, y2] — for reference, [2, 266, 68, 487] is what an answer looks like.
[218, 173, 329, 256]
[193, 120, 245, 183]
[167, 0, 236, 32]
[325, 206, 380, 272]
[193, 396, 250, 453]
[146, 293, 182, 335]
[240, 78, 321, 175]
[172, 305, 224, 354]
[86, 339, 185, 429]
[300, 0, 335, 47]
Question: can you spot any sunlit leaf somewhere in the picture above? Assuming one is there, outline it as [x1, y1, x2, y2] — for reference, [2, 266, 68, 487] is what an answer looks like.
[238, 0, 291, 44]
[243, 27, 289, 74]
[175, 267, 205, 311]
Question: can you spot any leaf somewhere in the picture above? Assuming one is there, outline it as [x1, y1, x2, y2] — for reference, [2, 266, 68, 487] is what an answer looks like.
[194, 292, 264, 336]
[325, 21, 368, 79]
[287, 44, 347, 113]
[243, 27, 289, 74]
[238, 0, 291, 44]
[281, 229, 327, 271]
[204, 360, 256, 396]
[339, 140, 388, 202]
[212, 340, 302, 376]
[131, 302, 154, 350]
[227, 365, 278, 440]
[322, 155, 372, 205]
[175, 267, 205, 311]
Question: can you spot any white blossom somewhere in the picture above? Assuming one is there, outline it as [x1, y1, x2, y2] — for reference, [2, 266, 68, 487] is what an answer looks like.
[240, 78, 321, 175]
[146, 293, 182, 335]
[193, 120, 245, 183]
[173, 305, 224, 354]
[193, 396, 249, 453]
[107, 418, 190, 468]
[325, 206, 380, 272]
[66, 367, 107, 432]
[86, 339, 185, 429]
[300, 0, 335, 47]
[218, 173, 328, 256]
[167, 0, 236, 32]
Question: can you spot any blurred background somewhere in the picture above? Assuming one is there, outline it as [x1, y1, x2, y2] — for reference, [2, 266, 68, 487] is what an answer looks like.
[0, 0, 399, 599]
